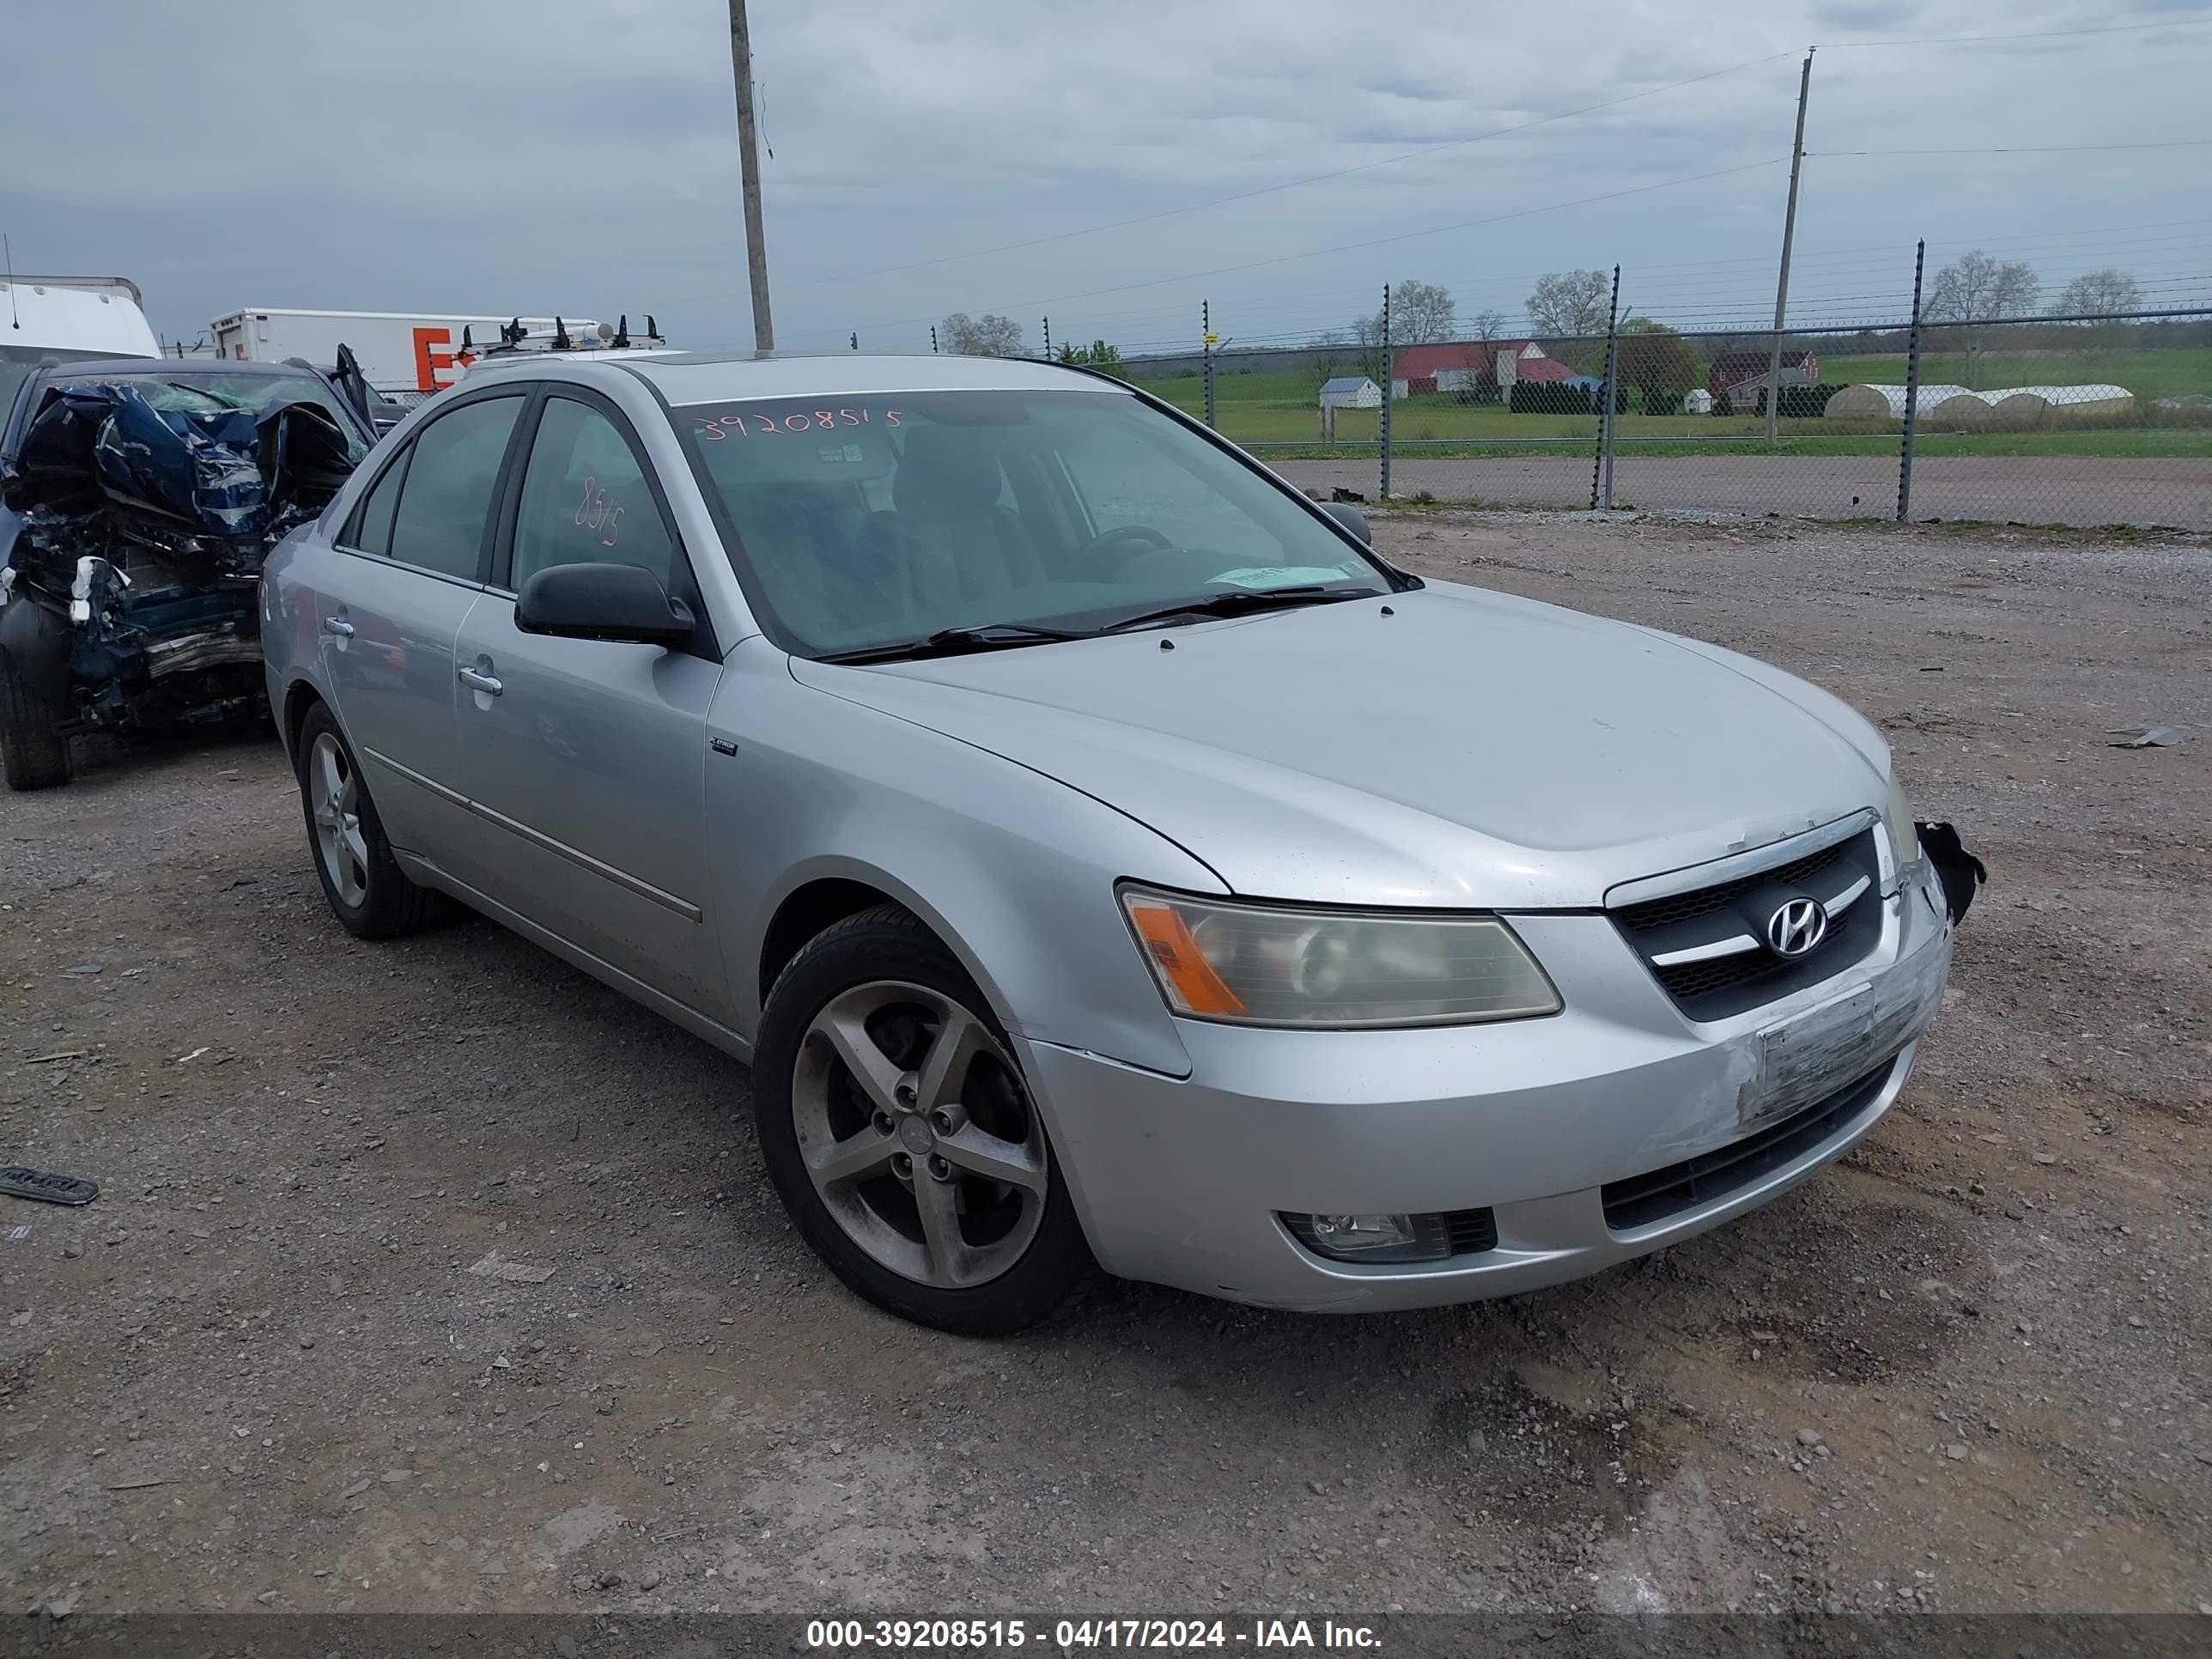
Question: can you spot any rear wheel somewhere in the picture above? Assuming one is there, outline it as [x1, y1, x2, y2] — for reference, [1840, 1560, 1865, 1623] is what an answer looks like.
[0, 642, 70, 792]
[294, 702, 437, 939]
[753, 906, 1091, 1334]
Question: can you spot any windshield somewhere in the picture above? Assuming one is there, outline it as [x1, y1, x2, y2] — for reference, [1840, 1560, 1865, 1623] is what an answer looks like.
[675, 388, 1389, 657]
[45, 368, 372, 462]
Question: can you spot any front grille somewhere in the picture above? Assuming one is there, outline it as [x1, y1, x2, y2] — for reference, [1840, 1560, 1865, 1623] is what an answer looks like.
[1613, 826, 1883, 1022]
[1601, 1063, 1893, 1231]
[1613, 838, 1851, 933]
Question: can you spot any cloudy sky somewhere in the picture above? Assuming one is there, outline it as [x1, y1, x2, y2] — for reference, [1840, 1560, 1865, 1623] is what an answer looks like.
[4, 0, 2208, 360]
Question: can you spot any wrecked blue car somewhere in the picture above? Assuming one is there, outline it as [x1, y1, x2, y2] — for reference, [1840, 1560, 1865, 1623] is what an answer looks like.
[0, 355, 376, 788]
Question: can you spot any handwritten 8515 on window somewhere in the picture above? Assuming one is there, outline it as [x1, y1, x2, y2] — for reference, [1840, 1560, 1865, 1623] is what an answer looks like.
[695, 409, 901, 439]
[574, 477, 621, 547]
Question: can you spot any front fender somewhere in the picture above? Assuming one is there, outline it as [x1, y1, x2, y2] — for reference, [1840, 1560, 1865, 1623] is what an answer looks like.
[708, 641, 1218, 1079]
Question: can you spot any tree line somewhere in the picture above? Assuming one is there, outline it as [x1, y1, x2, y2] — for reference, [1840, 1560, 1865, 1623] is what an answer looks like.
[932, 252, 2153, 398]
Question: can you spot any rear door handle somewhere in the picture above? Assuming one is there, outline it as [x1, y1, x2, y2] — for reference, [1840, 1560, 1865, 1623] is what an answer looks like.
[323, 617, 355, 637]
[458, 666, 503, 696]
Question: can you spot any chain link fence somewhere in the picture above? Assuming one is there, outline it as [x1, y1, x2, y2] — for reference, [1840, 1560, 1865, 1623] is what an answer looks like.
[1139, 267, 2211, 532]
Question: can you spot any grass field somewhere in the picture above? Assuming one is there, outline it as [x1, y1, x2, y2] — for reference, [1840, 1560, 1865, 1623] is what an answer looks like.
[1132, 346, 2212, 459]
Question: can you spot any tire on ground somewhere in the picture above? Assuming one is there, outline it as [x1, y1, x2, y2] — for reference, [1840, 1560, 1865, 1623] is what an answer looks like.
[0, 641, 71, 792]
[293, 700, 440, 939]
[753, 903, 1092, 1335]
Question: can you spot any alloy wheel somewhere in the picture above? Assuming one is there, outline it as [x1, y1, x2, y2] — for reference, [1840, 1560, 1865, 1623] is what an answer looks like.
[790, 980, 1047, 1289]
[307, 732, 369, 908]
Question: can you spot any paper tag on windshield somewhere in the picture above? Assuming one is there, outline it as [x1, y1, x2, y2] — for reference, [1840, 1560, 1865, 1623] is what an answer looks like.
[1206, 566, 1352, 590]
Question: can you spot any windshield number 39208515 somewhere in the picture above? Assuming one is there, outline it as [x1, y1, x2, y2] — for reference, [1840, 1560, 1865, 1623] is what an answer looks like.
[696, 408, 901, 439]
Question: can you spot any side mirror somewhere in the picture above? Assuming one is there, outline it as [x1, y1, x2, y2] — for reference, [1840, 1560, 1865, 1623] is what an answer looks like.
[1321, 501, 1371, 544]
[514, 562, 695, 647]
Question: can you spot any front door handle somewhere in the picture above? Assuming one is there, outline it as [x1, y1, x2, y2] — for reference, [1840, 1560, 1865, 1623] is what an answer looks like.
[323, 617, 355, 637]
[458, 666, 503, 696]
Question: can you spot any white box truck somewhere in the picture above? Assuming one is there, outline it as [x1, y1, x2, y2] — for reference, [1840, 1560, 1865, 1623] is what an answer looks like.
[209, 309, 607, 400]
[2, 274, 161, 410]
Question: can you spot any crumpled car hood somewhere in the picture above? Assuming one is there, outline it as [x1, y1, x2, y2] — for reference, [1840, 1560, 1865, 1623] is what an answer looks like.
[0, 377, 362, 729]
[8, 382, 354, 551]
[791, 580, 1893, 908]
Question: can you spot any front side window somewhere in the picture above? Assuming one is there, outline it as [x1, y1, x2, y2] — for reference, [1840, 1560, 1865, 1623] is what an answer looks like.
[386, 396, 525, 580]
[675, 389, 1389, 658]
[511, 397, 678, 591]
[349, 451, 407, 556]
[2, 348, 114, 434]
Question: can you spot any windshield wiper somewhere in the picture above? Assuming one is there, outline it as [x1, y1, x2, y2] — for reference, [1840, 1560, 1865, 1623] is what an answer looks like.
[815, 622, 1091, 665]
[1102, 584, 1373, 634]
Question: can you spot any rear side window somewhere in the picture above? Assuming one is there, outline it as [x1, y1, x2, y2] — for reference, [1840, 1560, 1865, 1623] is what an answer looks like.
[510, 397, 678, 591]
[349, 453, 408, 556]
[386, 396, 525, 580]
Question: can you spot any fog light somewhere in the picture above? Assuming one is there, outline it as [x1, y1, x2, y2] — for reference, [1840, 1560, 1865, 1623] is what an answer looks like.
[1283, 1211, 1454, 1264]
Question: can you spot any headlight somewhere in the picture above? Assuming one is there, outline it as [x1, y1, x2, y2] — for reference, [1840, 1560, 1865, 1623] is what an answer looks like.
[1119, 887, 1560, 1028]
[1886, 771, 1920, 867]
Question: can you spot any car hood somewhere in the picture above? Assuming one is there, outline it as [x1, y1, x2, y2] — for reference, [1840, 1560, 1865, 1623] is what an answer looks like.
[790, 580, 1892, 908]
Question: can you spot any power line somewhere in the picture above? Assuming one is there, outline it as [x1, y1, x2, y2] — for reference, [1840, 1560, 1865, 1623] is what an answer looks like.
[1818, 18, 2210, 47]
[776, 51, 1800, 292]
[839, 158, 1787, 337]
[1814, 139, 2212, 156]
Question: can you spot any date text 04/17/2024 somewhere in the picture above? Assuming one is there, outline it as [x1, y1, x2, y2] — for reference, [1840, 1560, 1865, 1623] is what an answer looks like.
[804, 1619, 1382, 1650]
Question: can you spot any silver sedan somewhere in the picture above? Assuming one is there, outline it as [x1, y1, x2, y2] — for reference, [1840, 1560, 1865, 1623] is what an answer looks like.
[261, 350, 1971, 1334]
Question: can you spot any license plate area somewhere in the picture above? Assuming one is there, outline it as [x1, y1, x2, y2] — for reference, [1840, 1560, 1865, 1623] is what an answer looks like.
[1738, 947, 1947, 1132]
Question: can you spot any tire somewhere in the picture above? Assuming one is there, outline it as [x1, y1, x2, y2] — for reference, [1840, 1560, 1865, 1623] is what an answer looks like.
[0, 641, 71, 792]
[294, 702, 438, 940]
[754, 904, 1092, 1335]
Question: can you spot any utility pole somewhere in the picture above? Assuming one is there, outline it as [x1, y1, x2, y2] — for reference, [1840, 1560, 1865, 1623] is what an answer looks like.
[1763, 48, 1814, 445]
[726, 0, 775, 355]
[930, 325, 939, 355]
[1042, 317, 1052, 361]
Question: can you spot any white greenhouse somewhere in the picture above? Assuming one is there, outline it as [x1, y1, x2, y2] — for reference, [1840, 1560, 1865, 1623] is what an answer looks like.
[1823, 384, 1973, 421]
[1825, 382, 2136, 425]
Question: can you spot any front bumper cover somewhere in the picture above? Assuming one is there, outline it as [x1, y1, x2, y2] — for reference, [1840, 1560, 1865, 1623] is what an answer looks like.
[1019, 857, 1955, 1312]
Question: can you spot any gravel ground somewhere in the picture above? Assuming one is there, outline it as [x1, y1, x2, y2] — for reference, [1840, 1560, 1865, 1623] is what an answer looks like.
[2, 514, 2208, 1622]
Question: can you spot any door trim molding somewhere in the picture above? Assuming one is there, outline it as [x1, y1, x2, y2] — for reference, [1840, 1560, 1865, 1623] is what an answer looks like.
[360, 745, 703, 923]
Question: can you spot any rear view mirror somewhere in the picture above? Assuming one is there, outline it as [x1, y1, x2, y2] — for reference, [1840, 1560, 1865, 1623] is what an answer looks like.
[514, 562, 695, 647]
[1321, 501, 1371, 544]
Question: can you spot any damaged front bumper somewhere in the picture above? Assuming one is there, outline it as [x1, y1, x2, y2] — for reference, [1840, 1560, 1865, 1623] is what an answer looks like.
[0, 383, 356, 734]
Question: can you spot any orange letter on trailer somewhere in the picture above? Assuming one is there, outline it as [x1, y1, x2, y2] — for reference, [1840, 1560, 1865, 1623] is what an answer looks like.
[413, 326, 454, 391]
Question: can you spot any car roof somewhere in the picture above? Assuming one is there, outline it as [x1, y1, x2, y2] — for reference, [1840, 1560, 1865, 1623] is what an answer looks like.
[459, 349, 1128, 406]
[42, 356, 327, 378]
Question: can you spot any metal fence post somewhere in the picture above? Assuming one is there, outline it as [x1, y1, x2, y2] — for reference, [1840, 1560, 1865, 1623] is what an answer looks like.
[1898, 240, 1926, 523]
[1379, 283, 1393, 501]
[1201, 301, 1217, 431]
[1591, 265, 1620, 509]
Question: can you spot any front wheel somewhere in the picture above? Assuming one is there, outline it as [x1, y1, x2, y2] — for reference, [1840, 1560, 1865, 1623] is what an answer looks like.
[0, 641, 71, 792]
[753, 905, 1091, 1334]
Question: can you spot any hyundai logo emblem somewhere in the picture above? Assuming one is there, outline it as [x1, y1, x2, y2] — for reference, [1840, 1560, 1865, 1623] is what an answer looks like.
[1767, 896, 1829, 958]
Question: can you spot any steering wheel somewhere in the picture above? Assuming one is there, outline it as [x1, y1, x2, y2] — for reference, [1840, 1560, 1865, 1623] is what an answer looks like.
[1066, 523, 1173, 583]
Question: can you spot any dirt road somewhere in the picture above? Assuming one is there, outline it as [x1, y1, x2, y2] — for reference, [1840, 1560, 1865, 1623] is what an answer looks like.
[1272, 453, 2212, 531]
[3, 515, 2208, 1622]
